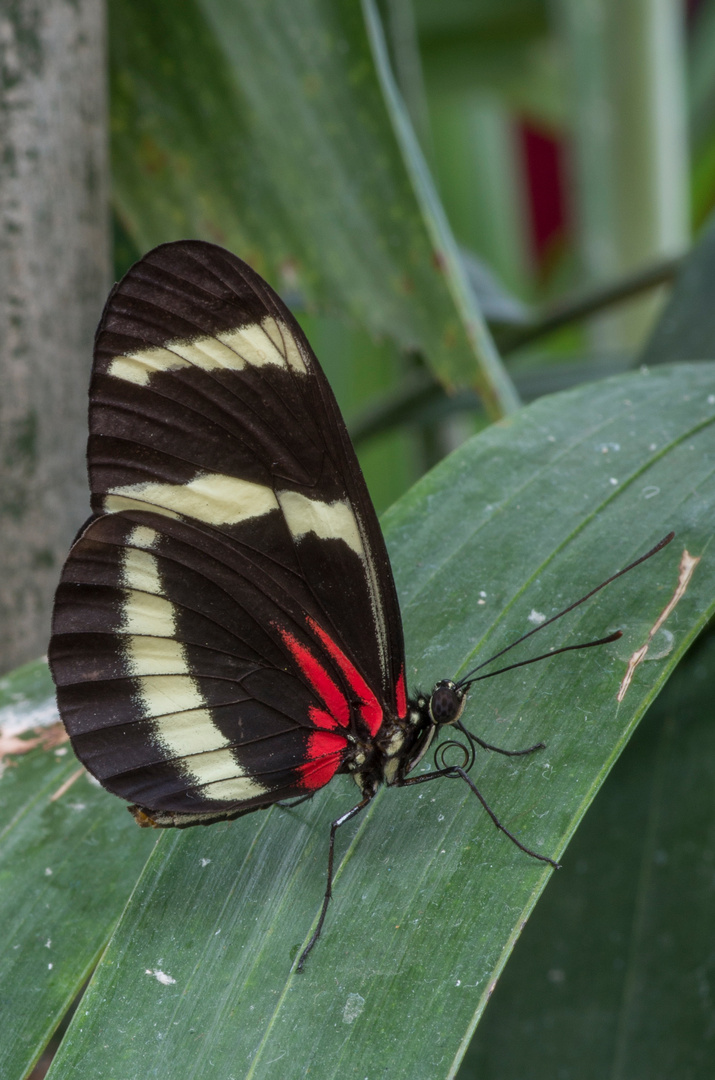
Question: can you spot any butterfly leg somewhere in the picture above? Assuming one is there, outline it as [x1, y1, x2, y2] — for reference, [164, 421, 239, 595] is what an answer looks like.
[455, 720, 545, 757]
[451, 765, 560, 867]
[464, 733, 546, 757]
[398, 767, 560, 869]
[296, 793, 374, 972]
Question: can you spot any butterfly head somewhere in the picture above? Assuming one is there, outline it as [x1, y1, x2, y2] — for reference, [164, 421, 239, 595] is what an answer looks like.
[428, 680, 467, 728]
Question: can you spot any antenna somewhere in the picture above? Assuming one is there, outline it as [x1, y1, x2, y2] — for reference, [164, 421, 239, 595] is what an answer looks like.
[455, 532, 674, 691]
[461, 630, 622, 688]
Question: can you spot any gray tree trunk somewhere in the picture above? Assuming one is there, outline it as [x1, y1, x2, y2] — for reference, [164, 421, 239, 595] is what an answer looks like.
[0, 0, 109, 673]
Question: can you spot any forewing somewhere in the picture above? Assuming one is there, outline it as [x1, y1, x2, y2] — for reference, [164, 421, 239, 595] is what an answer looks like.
[90, 241, 403, 702]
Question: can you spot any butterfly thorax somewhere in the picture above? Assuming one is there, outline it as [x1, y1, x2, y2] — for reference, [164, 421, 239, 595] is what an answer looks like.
[346, 679, 468, 795]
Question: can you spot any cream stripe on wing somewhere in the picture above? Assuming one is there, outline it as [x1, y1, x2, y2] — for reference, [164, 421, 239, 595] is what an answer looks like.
[217, 321, 305, 372]
[106, 473, 278, 525]
[107, 317, 306, 385]
[133, 673, 204, 717]
[151, 708, 229, 758]
[254, 316, 307, 373]
[128, 524, 160, 550]
[118, 531, 268, 801]
[169, 336, 256, 369]
[121, 546, 162, 593]
[195, 755, 268, 801]
[108, 346, 192, 386]
[184, 747, 256, 788]
[121, 591, 176, 637]
[124, 636, 187, 676]
[277, 491, 365, 555]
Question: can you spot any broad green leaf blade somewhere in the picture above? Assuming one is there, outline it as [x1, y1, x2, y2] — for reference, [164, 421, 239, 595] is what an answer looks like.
[0, 661, 155, 1080]
[47, 365, 715, 1080]
[461, 628, 715, 1079]
[640, 210, 715, 365]
[110, 0, 516, 410]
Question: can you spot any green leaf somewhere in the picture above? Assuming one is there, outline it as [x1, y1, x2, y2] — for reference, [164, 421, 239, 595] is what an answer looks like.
[43, 364, 715, 1080]
[641, 210, 715, 365]
[0, 662, 155, 1080]
[109, 0, 516, 410]
[460, 627, 715, 1078]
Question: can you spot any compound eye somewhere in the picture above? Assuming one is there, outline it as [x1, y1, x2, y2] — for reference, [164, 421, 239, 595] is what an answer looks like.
[428, 681, 465, 726]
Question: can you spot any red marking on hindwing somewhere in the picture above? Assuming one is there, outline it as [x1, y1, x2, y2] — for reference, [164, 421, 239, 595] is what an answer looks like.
[277, 628, 349, 727]
[395, 668, 407, 719]
[299, 731, 347, 790]
[307, 618, 383, 736]
[308, 704, 338, 731]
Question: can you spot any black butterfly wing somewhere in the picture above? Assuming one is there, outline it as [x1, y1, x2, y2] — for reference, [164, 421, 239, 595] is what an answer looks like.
[49, 241, 407, 826]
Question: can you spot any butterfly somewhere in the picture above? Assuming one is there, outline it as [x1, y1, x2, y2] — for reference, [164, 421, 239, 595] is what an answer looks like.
[49, 241, 671, 969]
